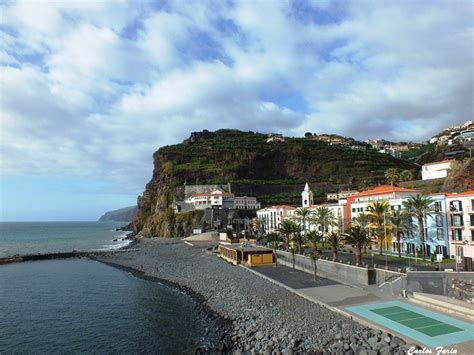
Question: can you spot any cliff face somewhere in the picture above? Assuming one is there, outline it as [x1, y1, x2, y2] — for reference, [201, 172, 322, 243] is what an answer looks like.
[441, 158, 474, 192]
[134, 129, 417, 237]
[98, 206, 137, 222]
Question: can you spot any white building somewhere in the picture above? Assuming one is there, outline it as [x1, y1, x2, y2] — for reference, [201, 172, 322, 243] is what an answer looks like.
[233, 196, 261, 210]
[302, 182, 314, 207]
[327, 190, 359, 202]
[267, 133, 285, 143]
[421, 160, 453, 180]
[303, 184, 347, 234]
[446, 191, 474, 268]
[185, 190, 260, 210]
[257, 205, 296, 234]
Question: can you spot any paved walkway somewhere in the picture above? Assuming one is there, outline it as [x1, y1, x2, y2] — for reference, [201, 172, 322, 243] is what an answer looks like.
[249, 264, 474, 354]
[256, 265, 381, 307]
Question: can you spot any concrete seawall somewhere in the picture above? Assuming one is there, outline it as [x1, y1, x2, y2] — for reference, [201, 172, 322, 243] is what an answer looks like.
[0, 249, 136, 265]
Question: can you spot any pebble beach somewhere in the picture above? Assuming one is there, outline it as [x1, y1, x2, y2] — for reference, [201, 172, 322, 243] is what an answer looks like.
[98, 238, 411, 354]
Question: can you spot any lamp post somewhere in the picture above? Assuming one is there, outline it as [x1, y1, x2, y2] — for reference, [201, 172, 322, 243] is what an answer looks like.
[384, 211, 388, 269]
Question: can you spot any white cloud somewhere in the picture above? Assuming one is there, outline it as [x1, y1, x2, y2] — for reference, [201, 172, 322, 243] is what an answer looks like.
[0, 0, 472, 195]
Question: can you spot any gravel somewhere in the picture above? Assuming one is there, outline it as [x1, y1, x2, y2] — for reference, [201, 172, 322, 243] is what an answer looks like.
[98, 238, 410, 354]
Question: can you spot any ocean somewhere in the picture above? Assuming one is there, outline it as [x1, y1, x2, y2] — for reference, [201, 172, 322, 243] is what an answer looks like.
[0, 222, 214, 353]
[0, 221, 132, 258]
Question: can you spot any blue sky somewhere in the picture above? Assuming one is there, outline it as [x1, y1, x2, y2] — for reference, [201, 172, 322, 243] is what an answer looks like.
[0, 0, 472, 221]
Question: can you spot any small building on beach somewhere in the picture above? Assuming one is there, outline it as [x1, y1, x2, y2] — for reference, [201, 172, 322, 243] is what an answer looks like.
[218, 244, 275, 267]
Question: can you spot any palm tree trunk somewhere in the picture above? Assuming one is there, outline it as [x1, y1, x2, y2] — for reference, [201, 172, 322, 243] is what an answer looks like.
[418, 217, 425, 259]
[332, 248, 337, 261]
[313, 259, 317, 280]
[397, 233, 401, 258]
[355, 246, 362, 266]
[292, 253, 295, 272]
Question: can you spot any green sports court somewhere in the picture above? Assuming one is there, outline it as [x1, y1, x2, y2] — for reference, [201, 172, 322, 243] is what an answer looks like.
[346, 301, 474, 348]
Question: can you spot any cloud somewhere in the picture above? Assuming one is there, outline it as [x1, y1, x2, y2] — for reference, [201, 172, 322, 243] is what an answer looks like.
[0, 0, 472, 196]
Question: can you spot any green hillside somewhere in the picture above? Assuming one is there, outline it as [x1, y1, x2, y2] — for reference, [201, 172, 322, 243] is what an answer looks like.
[134, 129, 417, 237]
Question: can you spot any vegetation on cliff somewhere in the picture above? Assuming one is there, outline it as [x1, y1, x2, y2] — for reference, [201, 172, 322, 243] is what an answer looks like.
[134, 129, 417, 237]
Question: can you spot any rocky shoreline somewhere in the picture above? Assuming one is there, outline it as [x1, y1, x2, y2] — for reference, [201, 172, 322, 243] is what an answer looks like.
[98, 238, 412, 354]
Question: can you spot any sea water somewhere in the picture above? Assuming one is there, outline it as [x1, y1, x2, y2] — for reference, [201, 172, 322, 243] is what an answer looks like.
[0, 223, 214, 353]
[0, 221, 132, 258]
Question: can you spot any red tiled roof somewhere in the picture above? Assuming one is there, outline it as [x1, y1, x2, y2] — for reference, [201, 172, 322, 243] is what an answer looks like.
[446, 190, 474, 197]
[273, 205, 296, 209]
[354, 185, 419, 198]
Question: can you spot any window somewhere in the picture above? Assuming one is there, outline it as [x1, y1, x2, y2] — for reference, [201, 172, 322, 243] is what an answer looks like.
[471, 230, 474, 242]
[451, 229, 462, 241]
[472, 199, 474, 211]
[435, 214, 443, 227]
[470, 214, 474, 226]
[452, 215, 464, 227]
[434, 201, 442, 213]
[352, 208, 355, 212]
[436, 229, 444, 240]
[450, 200, 463, 212]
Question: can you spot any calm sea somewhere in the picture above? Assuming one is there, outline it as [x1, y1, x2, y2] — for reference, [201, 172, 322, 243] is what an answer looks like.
[0, 222, 215, 353]
[0, 221, 131, 258]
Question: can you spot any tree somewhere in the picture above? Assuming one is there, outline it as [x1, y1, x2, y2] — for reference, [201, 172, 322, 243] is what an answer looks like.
[352, 213, 371, 254]
[306, 230, 323, 280]
[293, 207, 313, 235]
[326, 232, 344, 261]
[399, 170, 414, 182]
[367, 201, 391, 255]
[385, 168, 400, 186]
[389, 209, 413, 258]
[343, 225, 371, 266]
[304, 132, 313, 138]
[358, 179, 374, 190]
[403, 194, 434, 259]
[291, 228, 305, 254]
[311, 206, 336, 240]
[276, 219, 299, 249]
[266, 232, 283, 265]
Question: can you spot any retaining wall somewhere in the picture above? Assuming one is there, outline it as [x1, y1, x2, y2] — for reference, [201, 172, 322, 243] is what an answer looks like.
[275, 250, 376, 287]
[406, 271, 474, 300]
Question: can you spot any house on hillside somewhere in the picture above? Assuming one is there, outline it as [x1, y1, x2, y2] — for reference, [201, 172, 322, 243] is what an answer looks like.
[267, 133, 285, 143]
[421, 160, 453, 180]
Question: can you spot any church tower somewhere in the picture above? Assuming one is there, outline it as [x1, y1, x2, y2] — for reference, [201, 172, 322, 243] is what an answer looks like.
[301, 182, 313, 208]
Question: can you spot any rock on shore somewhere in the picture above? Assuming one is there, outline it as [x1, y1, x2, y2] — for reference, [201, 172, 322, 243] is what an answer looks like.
[99, 239, 409, 354]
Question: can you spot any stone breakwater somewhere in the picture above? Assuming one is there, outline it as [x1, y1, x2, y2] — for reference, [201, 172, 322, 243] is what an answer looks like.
[98, 239, 412, 354]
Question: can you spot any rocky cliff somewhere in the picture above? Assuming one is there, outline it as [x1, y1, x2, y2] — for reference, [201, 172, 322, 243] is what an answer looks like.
[134, 129, 417, 237]
[98, 206, 138, 222]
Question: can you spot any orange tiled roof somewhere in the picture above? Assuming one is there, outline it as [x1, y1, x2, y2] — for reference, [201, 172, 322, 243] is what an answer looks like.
[354, 185, 419, 197]
[446, 190, 474, 197]
[273, 205, 296, 209]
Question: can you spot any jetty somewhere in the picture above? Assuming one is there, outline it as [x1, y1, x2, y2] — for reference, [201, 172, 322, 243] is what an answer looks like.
[0, 249, 137, 265]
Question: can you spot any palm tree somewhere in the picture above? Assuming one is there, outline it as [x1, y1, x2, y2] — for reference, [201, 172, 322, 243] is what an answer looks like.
[291, 228, 305, 254]
[367, 201, 391, 255]
[293, 207, 313, 235]
[277, 219, 299, 249]
[403, 194, 434, 259]
[400, 170, 414, 182]
[311, 206, 336, 241]
[389, 209, 413, 258]
[306, 230, 323, 254]
[326, 232, 344, 261]
[385, 168, 400, 186]
[353, 213, 371, 254]
[266, 232, 283, 265]
[343, 225, 371, 266]
[306, 230, 323, 280]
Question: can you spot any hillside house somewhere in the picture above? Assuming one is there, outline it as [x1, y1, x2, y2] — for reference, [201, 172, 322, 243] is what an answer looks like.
[421, 160, 453, 180]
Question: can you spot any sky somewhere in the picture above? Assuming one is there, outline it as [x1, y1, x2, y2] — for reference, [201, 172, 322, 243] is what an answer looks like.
[0, 0, 473, 221]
